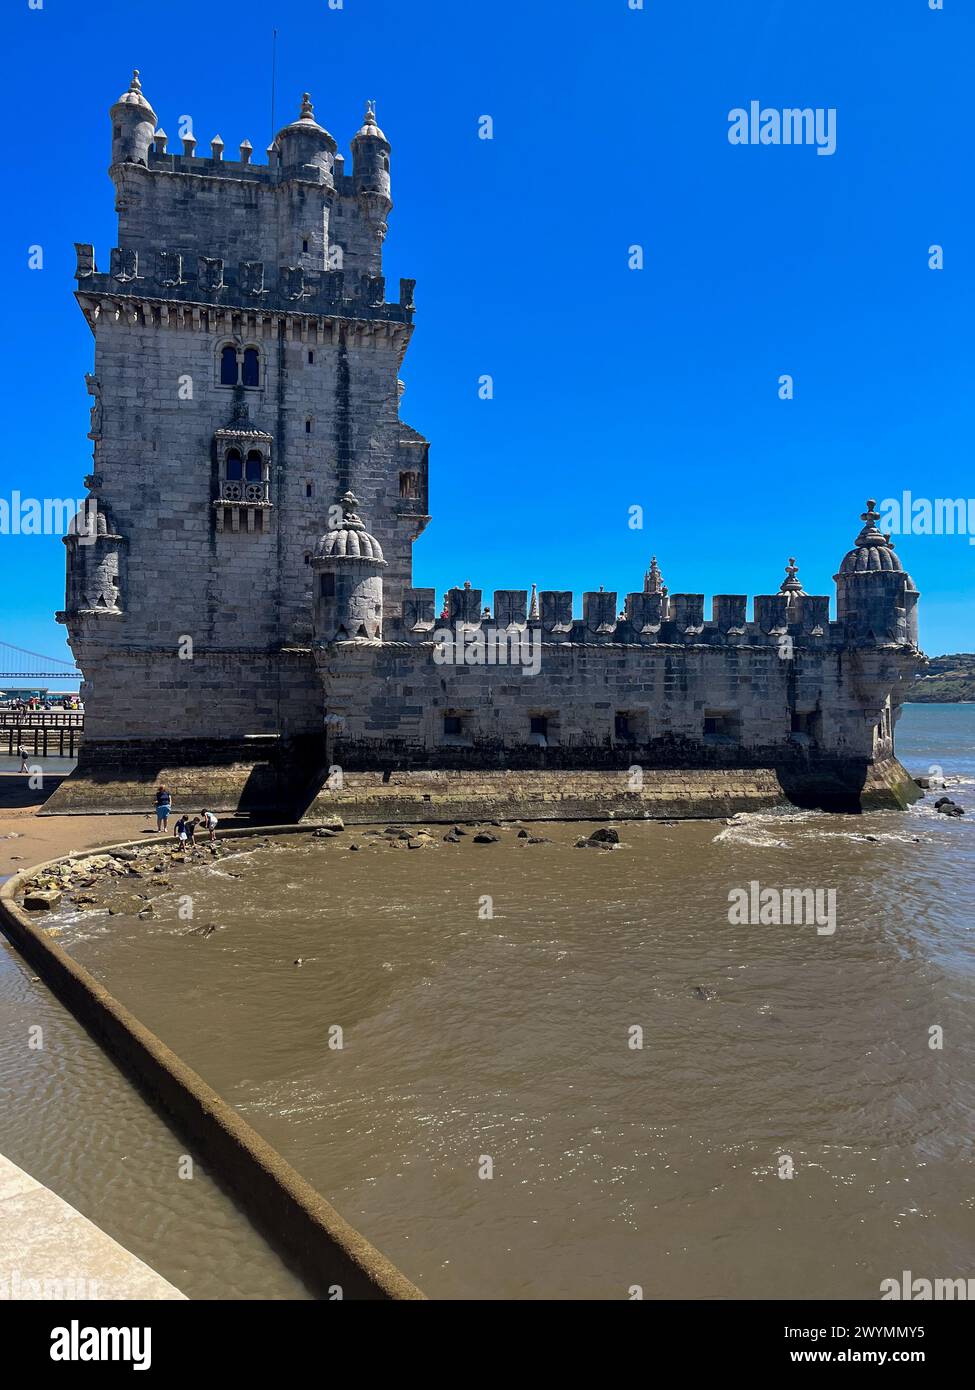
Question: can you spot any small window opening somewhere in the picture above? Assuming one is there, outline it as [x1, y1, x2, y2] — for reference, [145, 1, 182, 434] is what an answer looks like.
[308, 350, 315, 364]
[704, 710, 741, 740]
[241, 347, 260, 388]
[225, 449, 243, 481]
[305, 419, 312, 434]
[220, 345, 239, 386]
[245, 450, 263, 482]
[320, 573, 335, 598]
[530, 716, 549, 738]
[302, 239, 309, 253]
[443, 715, 462, 737]
[305, 481, 313, 498]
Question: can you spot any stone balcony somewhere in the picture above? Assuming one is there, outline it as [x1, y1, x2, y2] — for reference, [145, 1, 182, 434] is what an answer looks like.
[220, 479, 270, 505]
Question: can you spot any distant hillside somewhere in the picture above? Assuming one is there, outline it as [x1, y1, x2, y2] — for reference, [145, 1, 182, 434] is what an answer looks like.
[910, 653, 975, 703]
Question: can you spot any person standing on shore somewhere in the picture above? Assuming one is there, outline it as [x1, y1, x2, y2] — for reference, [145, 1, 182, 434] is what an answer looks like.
[154, 785, 172, 833]
[18, 746, 30, 774]
[201, 809, 218, 845]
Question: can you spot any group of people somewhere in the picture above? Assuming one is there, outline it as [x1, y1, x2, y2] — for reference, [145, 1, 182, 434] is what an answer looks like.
[3, 696, 80, 712]
[153, 786, 218, 846]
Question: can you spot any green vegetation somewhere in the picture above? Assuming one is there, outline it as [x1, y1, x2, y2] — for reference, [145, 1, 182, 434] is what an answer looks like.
[910, 653, 975, 703]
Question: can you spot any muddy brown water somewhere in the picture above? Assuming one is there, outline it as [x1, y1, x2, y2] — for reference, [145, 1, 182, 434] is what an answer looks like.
[2, 707, 973, 1300]
[27, 792, 975, 1297]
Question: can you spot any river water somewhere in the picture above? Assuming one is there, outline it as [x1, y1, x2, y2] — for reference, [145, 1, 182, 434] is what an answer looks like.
[2, 704, 973, 1299]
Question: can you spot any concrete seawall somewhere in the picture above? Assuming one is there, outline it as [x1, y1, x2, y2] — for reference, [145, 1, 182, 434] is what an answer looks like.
[0, 834, 425, 1302]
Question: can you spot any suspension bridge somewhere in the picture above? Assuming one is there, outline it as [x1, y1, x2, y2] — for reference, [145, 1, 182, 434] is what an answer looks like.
[0, 641, 82, 682]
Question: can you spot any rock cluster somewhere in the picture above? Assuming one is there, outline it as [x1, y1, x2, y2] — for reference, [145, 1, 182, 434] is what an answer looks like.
[19, 840, 222, 914]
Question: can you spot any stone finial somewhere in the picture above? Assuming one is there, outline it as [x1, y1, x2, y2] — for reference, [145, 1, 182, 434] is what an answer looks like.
[130, 69, 142, 94]
[853, 496, 891, 549]
[528, 583, 540, 621]
[779, 557, 805, 595]
[644, 555, 665, 595]
[154, 128, 168, 154]
[300, 92, 315, 121]
[210, 134, 224, 159]
[339, 490, 365, 527]
[364, 100, 377, 126]
[182, 131, 197, 156]
[239, 139, 253, 164]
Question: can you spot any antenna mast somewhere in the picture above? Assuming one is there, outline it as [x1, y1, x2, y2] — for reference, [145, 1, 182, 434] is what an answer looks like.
[270, 29, 278, 148]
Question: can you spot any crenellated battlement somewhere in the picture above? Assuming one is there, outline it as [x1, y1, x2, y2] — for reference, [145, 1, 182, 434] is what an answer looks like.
[74, 244, 414, 324]
[399, 585, 841, 648]
[144, 142, 363, 190]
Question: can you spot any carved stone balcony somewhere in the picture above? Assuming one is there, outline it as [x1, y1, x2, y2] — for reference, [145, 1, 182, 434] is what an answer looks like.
[220, 479, 270, 504]
[213, 477, 272, 533]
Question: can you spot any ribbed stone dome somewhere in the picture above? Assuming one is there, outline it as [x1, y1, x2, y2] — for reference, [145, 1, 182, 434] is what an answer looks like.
[314, 492, 385, 563]
[114, 70, 155, 116]
[274, 93, 336, 149]
[352, 102, 389, 145]
[838, 500, 904, 574]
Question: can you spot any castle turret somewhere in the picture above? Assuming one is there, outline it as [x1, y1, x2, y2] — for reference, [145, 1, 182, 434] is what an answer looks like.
[312, 492, 386, 641]
[110, 70, 157, 169]
[274, 92, 336, 185]
[352, 102, 392, 270]
[834, 499, 919, 646]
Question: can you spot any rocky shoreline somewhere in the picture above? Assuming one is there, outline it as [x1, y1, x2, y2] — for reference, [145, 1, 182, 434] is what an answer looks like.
[17, 773, 967, 920]
[16, 818, 642, 919]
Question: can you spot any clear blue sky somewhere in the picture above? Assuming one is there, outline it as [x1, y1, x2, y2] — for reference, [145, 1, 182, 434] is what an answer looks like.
[2, 0, 972, 673]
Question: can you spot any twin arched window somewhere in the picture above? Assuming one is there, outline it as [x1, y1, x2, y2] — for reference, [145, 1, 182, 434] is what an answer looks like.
[225, 448, 264, 482]
[220, 344, 261, 388]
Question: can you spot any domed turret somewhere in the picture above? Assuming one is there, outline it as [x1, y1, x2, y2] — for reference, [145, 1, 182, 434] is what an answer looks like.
[351, 100, 391, 196]
[274, 92, 336, 184]
[352, 102, 392, 267]
[834, 499, 918, 646]
[110, 70, 157, 168]
[312, 492, 386, 640]
[838, 500, 906, 574]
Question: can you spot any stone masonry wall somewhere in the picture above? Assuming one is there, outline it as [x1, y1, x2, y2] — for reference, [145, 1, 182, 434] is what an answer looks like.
[319, 640, 911, 769]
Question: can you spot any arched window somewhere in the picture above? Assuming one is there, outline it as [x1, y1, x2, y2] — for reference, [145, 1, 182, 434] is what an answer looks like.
[245, 450, 263, 482]
[219, 344, 261, 388]
[220, 345, 239, 386]
[225, 449, 243, 481]
[242, 347, 260, 388]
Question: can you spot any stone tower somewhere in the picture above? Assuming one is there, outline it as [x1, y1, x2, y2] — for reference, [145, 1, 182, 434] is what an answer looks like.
[59, 74, 430, 789]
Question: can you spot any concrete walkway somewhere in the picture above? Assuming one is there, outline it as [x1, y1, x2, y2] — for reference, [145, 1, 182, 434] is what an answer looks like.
[0, 1154, 185, 1300]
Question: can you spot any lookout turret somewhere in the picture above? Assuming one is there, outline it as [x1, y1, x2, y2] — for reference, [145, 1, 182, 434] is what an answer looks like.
[352, 101, 392, 268]
[273, 92, 336, 186]
[312, 493, 386, 641]
[110, 70, 157, 169]
[834, 499, 919, 646]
